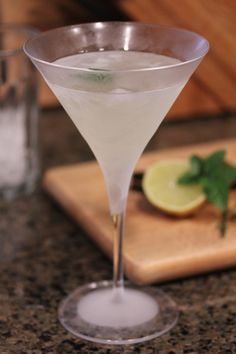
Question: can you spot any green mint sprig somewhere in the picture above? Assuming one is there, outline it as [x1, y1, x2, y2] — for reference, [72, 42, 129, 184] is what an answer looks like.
[178, 150, 236, 236]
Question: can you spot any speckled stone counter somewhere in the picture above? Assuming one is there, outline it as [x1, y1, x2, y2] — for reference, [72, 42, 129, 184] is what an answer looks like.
[0, 110, 236, 354]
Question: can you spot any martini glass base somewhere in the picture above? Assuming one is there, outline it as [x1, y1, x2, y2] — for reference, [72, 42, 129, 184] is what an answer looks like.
[58, 281, 178, 345]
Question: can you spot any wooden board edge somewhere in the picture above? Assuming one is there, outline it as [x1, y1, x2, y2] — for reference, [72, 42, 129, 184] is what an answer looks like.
[126, 249, 236, 285]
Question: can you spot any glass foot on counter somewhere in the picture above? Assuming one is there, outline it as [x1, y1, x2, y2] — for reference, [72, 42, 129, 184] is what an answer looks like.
[58, 281, 178, 345]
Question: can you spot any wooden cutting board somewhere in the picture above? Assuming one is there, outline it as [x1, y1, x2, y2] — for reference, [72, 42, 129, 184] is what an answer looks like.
[43, 139, 236, 285]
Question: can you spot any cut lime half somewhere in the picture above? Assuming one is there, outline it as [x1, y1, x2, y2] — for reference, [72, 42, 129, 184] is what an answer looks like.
[142, 159, 206, 216]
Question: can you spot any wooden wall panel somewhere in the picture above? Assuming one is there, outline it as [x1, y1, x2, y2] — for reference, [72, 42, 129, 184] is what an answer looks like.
[157, 0, 236, 109]
[119, 0, 236, 118]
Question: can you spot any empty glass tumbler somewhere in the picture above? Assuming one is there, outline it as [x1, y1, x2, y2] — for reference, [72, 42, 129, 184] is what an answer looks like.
[0, 24, 39, 199]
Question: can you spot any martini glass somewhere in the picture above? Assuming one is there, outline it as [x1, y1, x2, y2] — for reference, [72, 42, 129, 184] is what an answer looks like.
[24, 22, 209, 344]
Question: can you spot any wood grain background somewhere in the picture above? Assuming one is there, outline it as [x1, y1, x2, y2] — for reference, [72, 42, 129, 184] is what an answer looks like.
[1, 0, 235, 119]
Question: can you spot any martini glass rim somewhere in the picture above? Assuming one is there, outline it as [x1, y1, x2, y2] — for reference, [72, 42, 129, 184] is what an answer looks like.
[23, 21, 209, 73]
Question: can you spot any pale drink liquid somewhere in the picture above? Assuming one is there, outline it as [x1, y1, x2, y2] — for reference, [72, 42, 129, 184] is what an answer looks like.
[52, 51, 184, 214]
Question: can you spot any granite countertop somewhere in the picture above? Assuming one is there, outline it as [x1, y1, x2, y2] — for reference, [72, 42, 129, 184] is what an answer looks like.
[0, 110, 236, 354]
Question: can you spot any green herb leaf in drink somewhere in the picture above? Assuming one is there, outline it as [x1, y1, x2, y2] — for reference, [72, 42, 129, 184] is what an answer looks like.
[78, 68, 112, 84]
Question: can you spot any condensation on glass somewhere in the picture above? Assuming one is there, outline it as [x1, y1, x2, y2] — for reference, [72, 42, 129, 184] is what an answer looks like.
[0, 24, 39, 199]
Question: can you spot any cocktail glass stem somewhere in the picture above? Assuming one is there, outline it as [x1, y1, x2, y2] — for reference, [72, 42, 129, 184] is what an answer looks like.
[112, 209, 126, 289]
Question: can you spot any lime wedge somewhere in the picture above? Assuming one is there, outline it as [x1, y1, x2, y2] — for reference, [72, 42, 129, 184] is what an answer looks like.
[142, 159, 206, 216]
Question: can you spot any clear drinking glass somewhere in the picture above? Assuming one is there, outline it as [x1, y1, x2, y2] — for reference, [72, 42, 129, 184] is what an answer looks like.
[24, 22, 209, 344]
[0, 24, 39, 199]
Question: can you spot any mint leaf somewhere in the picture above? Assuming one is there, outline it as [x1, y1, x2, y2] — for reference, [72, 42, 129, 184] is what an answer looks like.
[78, 70, 112, 84]
[201, 176, 228, 211]
[178, 155, 203, 184]
[221, 162, 236, 186]
[178, 150, 236, 236]
[203, 150, 225, 174]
